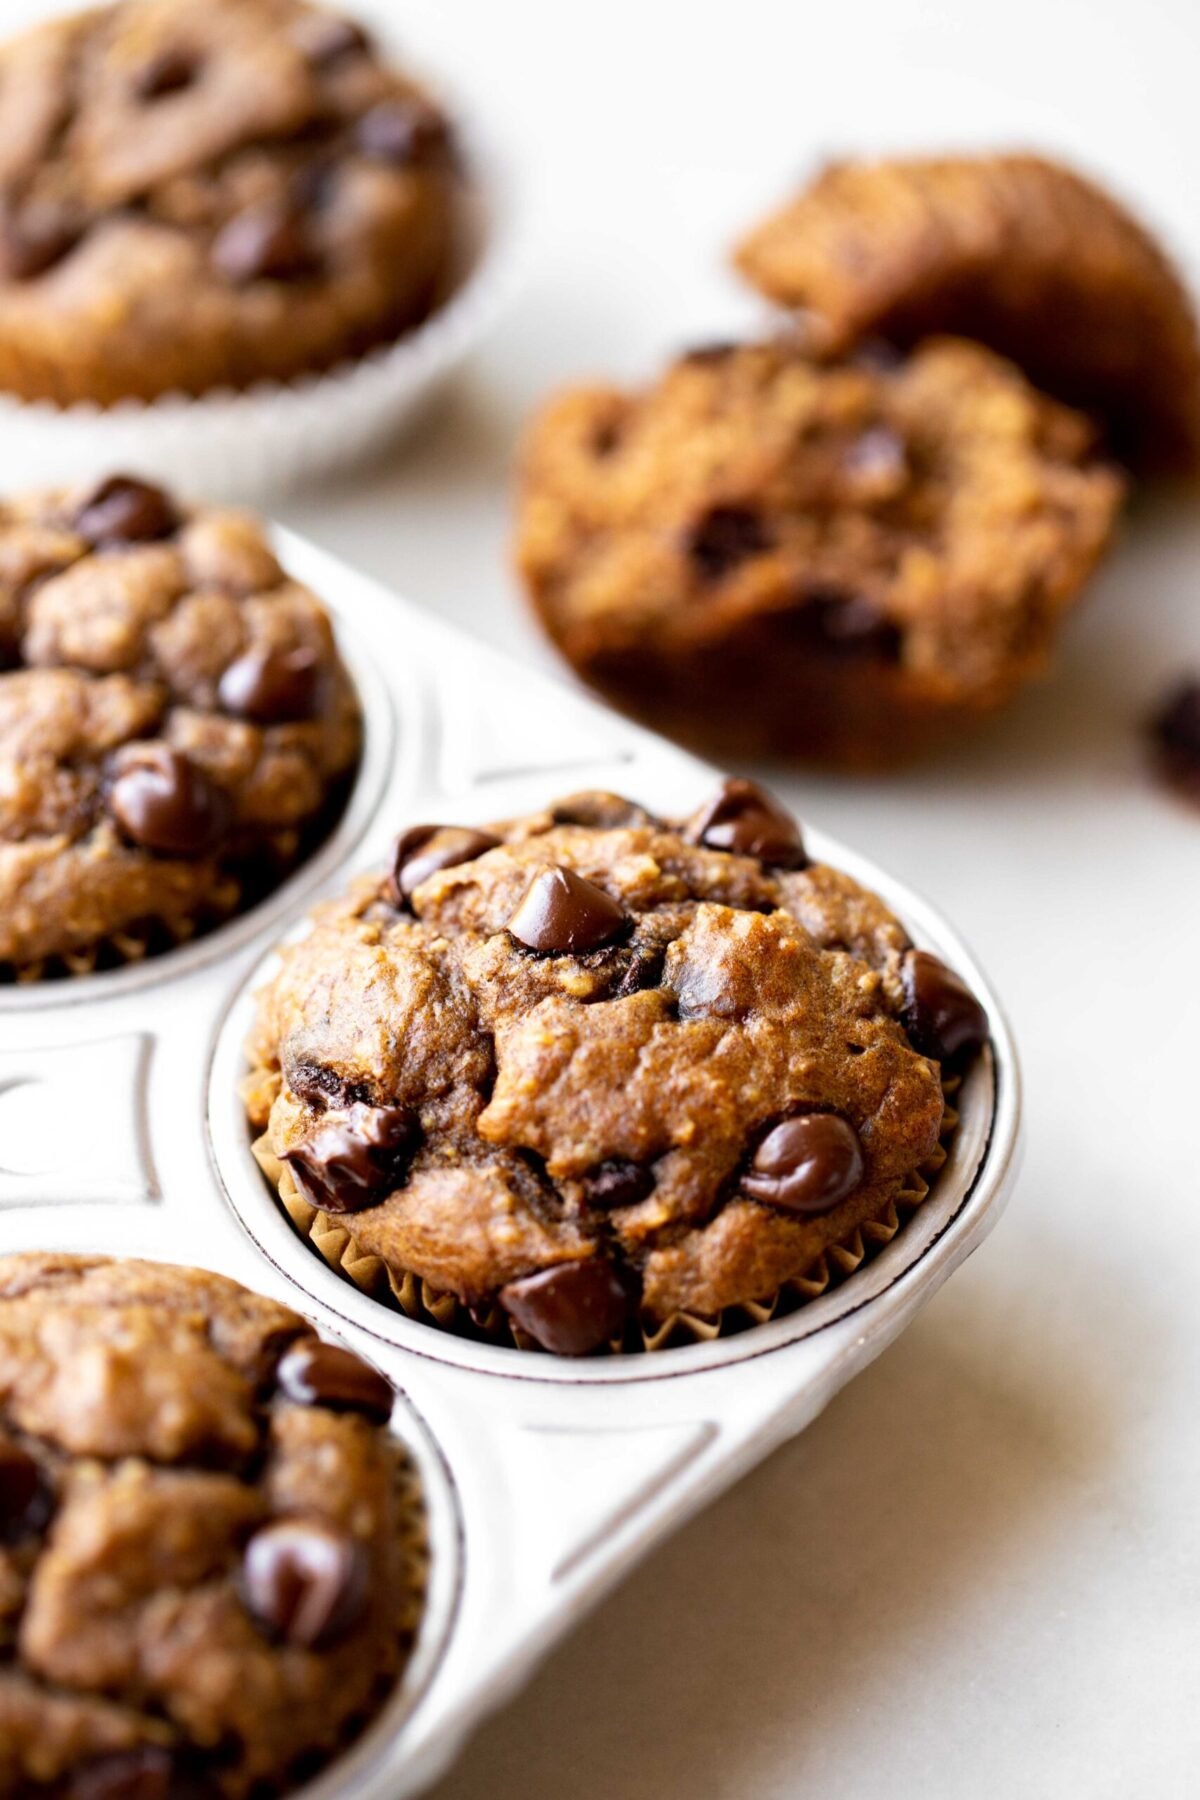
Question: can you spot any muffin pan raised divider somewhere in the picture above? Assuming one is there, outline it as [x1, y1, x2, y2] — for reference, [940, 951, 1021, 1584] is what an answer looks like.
[0, 531, 1021, 1799]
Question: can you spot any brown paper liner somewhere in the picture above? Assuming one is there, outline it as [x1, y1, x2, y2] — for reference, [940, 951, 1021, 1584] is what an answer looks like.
[247, 1071, 960, 1358]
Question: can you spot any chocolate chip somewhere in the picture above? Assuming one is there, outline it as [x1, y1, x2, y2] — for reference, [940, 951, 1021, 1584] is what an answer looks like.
[276, 1339, 393, 1424]
[104, 747, 230, 858]
[297, 14, 373, 66]
[242, 1518, 369, 1651]
[902, 949, 988, 1068]
[581, 1159, 654, 1209]
[550, 791, 657, 830]
[500, 1260, 630, 1355]
[67, 1749, 186, 1800]
[213, 200, 316, 284]
[75, 475, 180, 547]
[687, 777, 806, 868]
[218, 644, 322, 724]
[680, 341, 740, 366]
[389, 824, 501, 907]
[686, 505, 772, 580]
[1149, 679, 1200, 799]
[842, 424, 908, 490]
[788, 586, 902, 661]
[284, 1102, 416, 1214]
[134, 47, 199, 99]
[356, 98, 454, 167]
[0, 1440, 51, 1542]
[742, 1113, 865, 1215]
[288, 1061, 368, 1111]
[507, 866, 629, 954]
[0, 210, 78, 281]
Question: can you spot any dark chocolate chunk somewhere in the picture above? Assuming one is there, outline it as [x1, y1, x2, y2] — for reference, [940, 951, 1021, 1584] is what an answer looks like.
[902, 949, 988, 1068]
[685, 504, 772, 580]
[218, 644, 322, 723]
[213, 200, 316, 284]
[500, 1259, 630, 1355]
[134, 47, 199, 99]
[842, 424, 908, 490]
[242, 1518, 369, 1651]
[0, 1440, 51, 1542]
[276, 1339, 394, 1424]
[356, 98, 454, 167]
[686, 777, 806, 868]
[389, 824, 501, 907]
[581, 1159, 654, 1209]
[507, 866, 629, 954]
[104, 747, 229, 858]
[742, 1113, 865, 1215]
[75, 475, 179, 547]
[283, 1102, 416, 1214]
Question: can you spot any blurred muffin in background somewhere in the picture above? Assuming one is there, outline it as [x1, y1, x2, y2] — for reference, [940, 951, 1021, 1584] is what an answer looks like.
[514, 336, 1124, 767]
[734, 152, 1200, 478]
[0, 0, 465, 405]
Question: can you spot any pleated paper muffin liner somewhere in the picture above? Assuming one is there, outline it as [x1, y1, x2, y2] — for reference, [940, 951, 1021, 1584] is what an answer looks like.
[0, 111, 521, 505]
[244, 1067, 960, 1358]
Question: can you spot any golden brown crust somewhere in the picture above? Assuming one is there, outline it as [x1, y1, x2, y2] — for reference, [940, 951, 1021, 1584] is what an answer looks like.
[0, 0, 463, 405]
[515, 337, 1124, 766]
[734, 152, 1200, 475]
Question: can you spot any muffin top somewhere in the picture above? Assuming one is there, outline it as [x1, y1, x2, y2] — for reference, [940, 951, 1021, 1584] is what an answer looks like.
[0, 475, 361, 976]
[0, 1252, 417, 1797]
[516, 336, 1124, 734]
[246, 783, 987, 1350]
[733, 152, 1200, 476]
[0, 0, 462, 403]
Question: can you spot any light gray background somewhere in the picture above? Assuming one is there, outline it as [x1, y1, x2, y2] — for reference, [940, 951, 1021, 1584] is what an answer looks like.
[7, 0, 1200, 1792]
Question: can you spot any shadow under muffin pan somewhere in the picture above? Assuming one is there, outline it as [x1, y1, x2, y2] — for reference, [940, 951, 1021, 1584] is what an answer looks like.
[0, 532, 1023, 1798]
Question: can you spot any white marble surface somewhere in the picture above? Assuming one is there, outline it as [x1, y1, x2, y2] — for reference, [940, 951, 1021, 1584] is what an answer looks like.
[269, 2, 1200, 1795]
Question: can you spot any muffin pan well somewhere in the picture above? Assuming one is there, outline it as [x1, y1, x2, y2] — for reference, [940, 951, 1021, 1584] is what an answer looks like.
[0, 532, 1021, 1797]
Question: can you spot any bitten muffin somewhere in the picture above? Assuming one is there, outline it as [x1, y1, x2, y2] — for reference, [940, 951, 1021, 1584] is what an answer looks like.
[0, 0, 463, 405]
[734, 152, 1200, 476]
[0, 1252, 421, 1797]
[243, 781, 989, 1354]
[515, 337, 1124, 766]
[0, 474, 361, 978]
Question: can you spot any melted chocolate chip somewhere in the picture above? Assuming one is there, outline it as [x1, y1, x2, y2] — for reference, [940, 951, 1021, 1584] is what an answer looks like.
[687, 777, 806, 868]
[507, 866, 629, 954]
[276, 1339, 394, 1424]
[842, 424, 908, 490]
[581, 1159, 654, 1209]
[389, 824, 501, 907]
[218, 644, 322, 723]
[356, 98, 454, 167]
[742, 1113, 865, 1215]
[686, 505, 772, 581]
[284, 1103, 416, 1214]
[75, 475, 180, 547]
[550, 791, 657, 830]
[213, 200, 316, 284]
[67, 1749, 187, 1800]
[788, 586, 902, 661]
[288, 1061, 368, 1110]
[298, 14, 373, 66]
[242, 1518, 369, 1651]
[902, 950, 988, 1069]
[1149, 679, 1200, 800]
[0, 1440, 51, 1542]
[134, 47, 199, 99]
[500, 1260, 630, 1355]
[104, 747, 230, 858]
[0, 210, 78, 281]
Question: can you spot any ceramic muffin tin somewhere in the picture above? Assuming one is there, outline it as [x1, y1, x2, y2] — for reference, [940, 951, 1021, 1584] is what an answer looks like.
[0, 532, 1022, 1799]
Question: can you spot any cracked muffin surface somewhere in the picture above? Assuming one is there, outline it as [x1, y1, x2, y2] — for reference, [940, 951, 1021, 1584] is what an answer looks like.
[0, 474, 361, 976]
[514, 336, 1124, 766]
[734, 152, 1200, 476]
[0, 0, 463, 404]
[0, 1251, 419, 1797]
[244, 782, 987, 1351]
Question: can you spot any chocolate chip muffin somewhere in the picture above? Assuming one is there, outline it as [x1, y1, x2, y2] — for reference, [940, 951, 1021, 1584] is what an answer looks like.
[0, 474, 361, 979]
[0, 0, 463, 405]
[0, 1252, 423, 1797]
[515, 336, 1124, 766]
[734, 152, 1200, 476]
[243, 781, 987, 1355]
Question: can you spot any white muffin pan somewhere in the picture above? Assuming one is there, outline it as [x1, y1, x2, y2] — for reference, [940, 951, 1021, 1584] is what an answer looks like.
[0, 533, 1022, 1798]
